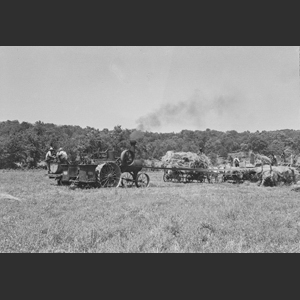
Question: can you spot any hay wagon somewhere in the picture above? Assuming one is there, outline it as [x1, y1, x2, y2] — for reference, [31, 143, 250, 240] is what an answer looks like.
[141, 151, 223, 184]
[162, 168, 208, 183]
[48, 141, 150, 189]
[138, 163, 222, 184]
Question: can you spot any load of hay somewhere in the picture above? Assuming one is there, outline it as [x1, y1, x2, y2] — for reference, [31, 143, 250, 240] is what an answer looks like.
[161, 151, 211, 169]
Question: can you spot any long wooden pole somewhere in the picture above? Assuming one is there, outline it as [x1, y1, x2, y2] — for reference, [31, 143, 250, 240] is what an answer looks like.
[140, 165, 256, 174]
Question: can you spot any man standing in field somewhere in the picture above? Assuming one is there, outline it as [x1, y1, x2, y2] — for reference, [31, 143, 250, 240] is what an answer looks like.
[233, 157, 240, 167]
[57, 148, 69, 164]
[293, 154, 297, 166]
[290, 154, 297, 166]
[271, 153, 278, 166]
[45, 147, 56, 173]
[250, 152, 255, 165]
[281, 151, 286, 164]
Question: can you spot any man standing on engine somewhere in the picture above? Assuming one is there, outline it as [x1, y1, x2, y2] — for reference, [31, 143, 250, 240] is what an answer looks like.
[45, 147, 56, 173]
[57, 148, 69, 164]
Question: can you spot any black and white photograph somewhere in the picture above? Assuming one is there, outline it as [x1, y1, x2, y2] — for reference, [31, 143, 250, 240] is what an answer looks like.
[1, 46, 300, 253]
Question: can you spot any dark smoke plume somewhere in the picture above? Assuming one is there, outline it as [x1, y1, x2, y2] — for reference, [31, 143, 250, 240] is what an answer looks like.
[136, 91, 240, 131]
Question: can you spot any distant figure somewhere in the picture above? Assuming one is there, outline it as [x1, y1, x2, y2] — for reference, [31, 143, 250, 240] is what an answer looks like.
[198, 148, 204, 155]
[250, 152, 255, 165]
[233, 157, 240, 167]
[281, 151, 286, 164]
[45, 147, 56, 173]
[293, 155, 297, 165]
[57, 148, 69, 164]
[228, 155, 233, 166]
[271, 153, 278, 166]
[291, 154, 296, 166]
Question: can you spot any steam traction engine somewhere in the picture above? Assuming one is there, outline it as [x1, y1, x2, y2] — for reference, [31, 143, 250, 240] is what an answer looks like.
[119, 140, 150, 188]
[48, 140, 150, 189]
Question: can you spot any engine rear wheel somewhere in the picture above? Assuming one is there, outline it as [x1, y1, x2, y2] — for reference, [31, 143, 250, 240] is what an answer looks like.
[96, 162, 121, 188]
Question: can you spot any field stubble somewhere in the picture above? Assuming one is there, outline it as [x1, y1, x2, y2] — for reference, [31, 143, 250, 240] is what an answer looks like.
[1, 169, 300, 253]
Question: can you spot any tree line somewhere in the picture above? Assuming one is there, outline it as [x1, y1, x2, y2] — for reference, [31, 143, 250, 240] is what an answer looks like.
[1, 120, 300, 168]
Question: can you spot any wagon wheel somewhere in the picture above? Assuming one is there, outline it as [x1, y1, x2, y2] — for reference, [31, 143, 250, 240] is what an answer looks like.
[196, 173, 204, 183]
[56, 176, 62, 186]
[172, 171, 182, 183]
[69, 175, 79, 189]
[206, 174, 211, 183]
[96, 162, 121, 188]
[121, 172, 135, 188]
[69, 182, 77, 190]
[84, 183, 91, 189]
[135, 172, 150, 188]
[186, 174, 194, 183]
[120, 150, 135, 166]
[163, 172, 170, 182]
[175, 172, 182, 182]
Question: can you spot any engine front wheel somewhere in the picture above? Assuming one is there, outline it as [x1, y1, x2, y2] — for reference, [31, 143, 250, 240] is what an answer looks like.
[135, 173, 150, 188]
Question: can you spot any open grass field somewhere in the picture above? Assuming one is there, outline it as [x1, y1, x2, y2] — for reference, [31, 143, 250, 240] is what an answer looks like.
[1, 169, 300, 253]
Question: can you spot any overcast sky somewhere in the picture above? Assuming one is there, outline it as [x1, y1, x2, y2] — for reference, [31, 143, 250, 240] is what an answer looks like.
[0, 46, 299, 133]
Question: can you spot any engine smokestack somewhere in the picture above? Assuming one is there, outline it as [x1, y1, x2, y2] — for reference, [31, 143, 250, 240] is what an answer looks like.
[130, 140, 137, 153]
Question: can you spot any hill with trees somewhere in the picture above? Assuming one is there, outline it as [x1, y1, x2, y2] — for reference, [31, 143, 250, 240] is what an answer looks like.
[1, 120, 300, 169]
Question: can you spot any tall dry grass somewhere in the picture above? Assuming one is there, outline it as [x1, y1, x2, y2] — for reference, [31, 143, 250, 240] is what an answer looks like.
[1, 170, 300, 253]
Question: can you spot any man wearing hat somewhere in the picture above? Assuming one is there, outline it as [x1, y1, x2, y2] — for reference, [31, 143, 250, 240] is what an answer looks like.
[198, 148, 204, 156]
[45, 147, 56, 173]
[57, 148, 68, 164]
[233, 157, 240, 167]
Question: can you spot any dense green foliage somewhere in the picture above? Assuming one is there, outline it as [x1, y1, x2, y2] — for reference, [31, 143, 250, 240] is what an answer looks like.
[1, 120, 300, 168]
